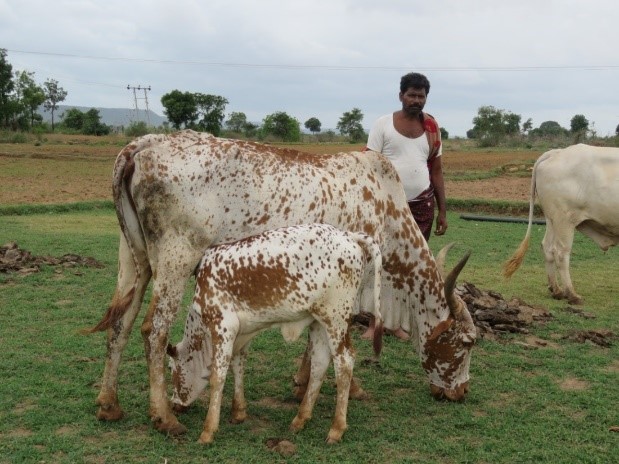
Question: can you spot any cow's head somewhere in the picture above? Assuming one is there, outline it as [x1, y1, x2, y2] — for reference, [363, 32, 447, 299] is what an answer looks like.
[166, 310, 212, 412]
[422, 251, 476, 402]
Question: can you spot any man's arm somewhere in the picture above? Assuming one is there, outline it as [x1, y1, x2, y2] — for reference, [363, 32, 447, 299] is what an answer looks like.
[430, 156, 448, 236]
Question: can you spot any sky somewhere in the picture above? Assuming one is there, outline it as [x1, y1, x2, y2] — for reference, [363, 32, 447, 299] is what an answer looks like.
[1, 0, 618, 137]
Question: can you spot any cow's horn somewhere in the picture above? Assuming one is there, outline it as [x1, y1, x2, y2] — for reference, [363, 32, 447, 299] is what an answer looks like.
[444, 251, 471, 318]
[435, 242, 456, 278]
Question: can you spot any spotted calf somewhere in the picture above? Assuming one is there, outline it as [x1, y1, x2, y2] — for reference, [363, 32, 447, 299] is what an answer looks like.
[167, 223, 383, 444]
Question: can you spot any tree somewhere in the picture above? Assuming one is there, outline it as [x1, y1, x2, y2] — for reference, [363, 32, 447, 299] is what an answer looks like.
[439, 127, 449, 140]
[161, 90, 197, 129]
[62, 107, 85, 131]
[522, 118, 533, 134]
[261, 111, 301, 142]
[336, 108, 365, 143]
[616, 123, 619, 136]
[82, 108, 110, 135]
[243, 121, 259, 138]
[194, 93, 228, 135]
[304, 117, 321, 134]
[225, 112, 248, 133]
[469, 106, 521, 146]
[530, 120, 567, 137]
[570, 114, 589, 141]
[15, 70, 45, 130]
[0, 48, 16, 128]
[43, 79, 67, 132]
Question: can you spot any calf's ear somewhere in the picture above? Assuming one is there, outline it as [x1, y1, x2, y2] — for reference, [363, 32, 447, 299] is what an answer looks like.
[166, 343, 178, 358]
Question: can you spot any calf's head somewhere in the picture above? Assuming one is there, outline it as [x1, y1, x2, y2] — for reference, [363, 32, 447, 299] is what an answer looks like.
[422, 251, 476, 402]
[166, 310, 212, 412]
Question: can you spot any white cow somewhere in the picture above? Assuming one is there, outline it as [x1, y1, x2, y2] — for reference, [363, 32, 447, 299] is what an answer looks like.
[504, 144, 619, 304]
[88, 130, 475, 436]
[167, 223, 383, 444]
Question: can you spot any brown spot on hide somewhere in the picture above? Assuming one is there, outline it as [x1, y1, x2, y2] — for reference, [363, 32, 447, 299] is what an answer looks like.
[197, 256, 300, 309]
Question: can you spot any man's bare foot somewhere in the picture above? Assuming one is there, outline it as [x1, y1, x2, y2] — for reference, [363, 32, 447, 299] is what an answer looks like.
[361, 327, 374, 340]
[386, 327, 410, 340]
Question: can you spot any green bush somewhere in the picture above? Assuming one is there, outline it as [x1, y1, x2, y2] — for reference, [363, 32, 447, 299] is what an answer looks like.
[124, 121, 149, 137]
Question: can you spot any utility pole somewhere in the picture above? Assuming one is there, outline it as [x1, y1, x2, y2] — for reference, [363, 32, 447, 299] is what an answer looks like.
[127, 85, 152, 125]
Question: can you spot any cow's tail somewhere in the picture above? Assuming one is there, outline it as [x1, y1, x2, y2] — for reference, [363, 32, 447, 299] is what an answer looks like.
[83, 141, 150, 333]
[503, 154, 544, 278]
[352, 233, 383, 358]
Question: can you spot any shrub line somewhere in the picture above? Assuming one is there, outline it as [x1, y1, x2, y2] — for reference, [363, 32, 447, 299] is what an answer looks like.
[0, 200, 114, 216]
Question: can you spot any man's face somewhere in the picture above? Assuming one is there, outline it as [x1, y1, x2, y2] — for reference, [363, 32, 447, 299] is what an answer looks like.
[400, 87, 427, 116]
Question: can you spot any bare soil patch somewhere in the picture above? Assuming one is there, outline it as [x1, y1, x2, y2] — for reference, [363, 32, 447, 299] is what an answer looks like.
[0, 143, 541, 205]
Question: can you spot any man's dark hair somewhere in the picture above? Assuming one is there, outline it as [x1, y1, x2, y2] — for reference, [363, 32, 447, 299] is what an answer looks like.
[400, 72, 430, 95]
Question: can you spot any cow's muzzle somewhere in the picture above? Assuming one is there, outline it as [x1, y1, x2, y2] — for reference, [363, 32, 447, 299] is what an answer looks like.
[171, 402, 190, 414]
[430, 381, 469, 402]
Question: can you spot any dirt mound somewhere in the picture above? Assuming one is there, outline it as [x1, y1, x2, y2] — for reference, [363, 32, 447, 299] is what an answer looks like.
[456, 281, 554, 340]
[354, 281, 553, 341]
[356, 281, 615, 347]
[563, 329, 616, 348]
[0, 242, 104, 275]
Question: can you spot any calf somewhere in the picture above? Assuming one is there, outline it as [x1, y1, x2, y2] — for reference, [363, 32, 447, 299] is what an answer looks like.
[167, 224, 383, 444]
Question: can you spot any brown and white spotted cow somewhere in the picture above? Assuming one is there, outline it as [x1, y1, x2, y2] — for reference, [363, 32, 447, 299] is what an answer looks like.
[167, 223, 383, 444]
[88, 130, 475, 436]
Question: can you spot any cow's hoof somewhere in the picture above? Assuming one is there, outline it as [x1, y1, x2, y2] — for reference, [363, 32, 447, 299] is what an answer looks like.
[198, 431, 215, 444]
[96, 404, 124, 421]
[230, 410, 247, 424]
[290, 416, 306, 433]
[154, 418, 187, 436]
[326, 436, 342, 445]
[349, 379, 368, 400]
[568, 295, 584, 305]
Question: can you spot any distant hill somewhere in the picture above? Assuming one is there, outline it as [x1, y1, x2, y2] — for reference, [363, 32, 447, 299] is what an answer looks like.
[37, 105, 167, 128]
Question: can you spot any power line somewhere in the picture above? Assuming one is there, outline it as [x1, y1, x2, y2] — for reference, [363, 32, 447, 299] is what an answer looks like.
[6, 48, 619, 72]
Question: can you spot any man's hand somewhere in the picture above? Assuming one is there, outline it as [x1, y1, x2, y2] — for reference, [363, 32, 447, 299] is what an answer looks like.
[434, 215, 448, 236]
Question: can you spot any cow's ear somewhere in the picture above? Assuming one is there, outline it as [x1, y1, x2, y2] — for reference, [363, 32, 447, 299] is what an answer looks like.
[427, 318, 454, 341]
[166, 343, 178, 358]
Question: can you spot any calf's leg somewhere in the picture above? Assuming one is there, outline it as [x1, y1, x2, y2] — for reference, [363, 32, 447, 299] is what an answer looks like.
[230, 345, 249, 424]
[291, 322, 330, 433]
[199, 320, 238, 444]
[294, 334, 366, 401]
[326, 331, 354, 444]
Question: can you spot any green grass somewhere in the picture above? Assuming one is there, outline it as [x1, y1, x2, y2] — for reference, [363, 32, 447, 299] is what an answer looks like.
[1, 210, 618, 463]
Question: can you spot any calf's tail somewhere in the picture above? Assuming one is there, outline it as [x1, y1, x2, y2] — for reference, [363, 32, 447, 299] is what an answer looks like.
[352, 233, 383, 358]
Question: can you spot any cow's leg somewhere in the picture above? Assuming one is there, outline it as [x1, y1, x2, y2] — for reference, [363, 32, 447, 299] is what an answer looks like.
[290, 322, 330, 433]
[541, 222, 563, 300]
[543, 221, 582, 304]
[230, 344, 249, 424]
[327, 331, 354, 444]
[292, 335, 312, 400]
[199, 321, 238, 444]
[550, 223, 582, 304]
[294, 334, 366, 401]
[97, 235, 151, 421]
[142, 249, 201, 435]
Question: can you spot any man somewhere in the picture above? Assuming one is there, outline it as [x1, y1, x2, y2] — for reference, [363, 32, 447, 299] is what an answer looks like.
[363, 72, 448, 340]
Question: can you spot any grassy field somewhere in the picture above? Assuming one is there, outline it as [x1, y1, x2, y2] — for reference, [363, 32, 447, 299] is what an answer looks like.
[0, 136, 618, 463]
